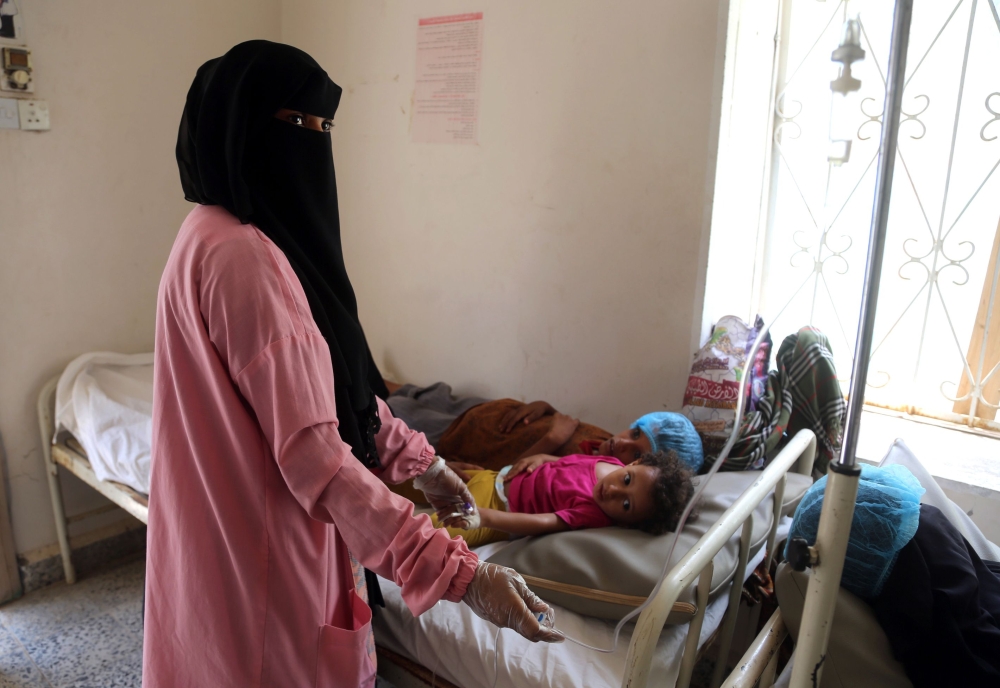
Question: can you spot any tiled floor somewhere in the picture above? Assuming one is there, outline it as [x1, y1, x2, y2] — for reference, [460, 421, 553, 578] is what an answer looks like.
[0, 558, 144, 688]
[0, 558, 399, 688]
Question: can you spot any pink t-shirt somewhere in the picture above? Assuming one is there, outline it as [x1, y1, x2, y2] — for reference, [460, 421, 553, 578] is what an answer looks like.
[144, 205, 476, 688]
[506, 454, 622, 529]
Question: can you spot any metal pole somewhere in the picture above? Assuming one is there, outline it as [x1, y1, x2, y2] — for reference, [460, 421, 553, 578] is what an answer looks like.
[789, 2, 912, 686]
[838, 0, 914, 468]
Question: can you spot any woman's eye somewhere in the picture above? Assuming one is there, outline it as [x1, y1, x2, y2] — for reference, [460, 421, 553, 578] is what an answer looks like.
[631, 428, 641, 440]
[623, 499, 631, 512]
[634, 450, 642, 460]
[624, 473, 631, 486]
[287, 113, 304, 126]
[322, 120, 333, 132]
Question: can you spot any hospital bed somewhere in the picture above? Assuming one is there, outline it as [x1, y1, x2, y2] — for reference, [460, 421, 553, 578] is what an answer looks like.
[36, 352, 818, 688]
[37, 371, 149, 585]
[374, 429, 817, 688]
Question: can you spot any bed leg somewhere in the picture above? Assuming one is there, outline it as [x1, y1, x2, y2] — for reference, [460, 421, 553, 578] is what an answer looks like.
[38, 376, 76, 584]
[676, 562, 714, 688]
[709, 517, 754, 688]
[46, 464, 75, 585]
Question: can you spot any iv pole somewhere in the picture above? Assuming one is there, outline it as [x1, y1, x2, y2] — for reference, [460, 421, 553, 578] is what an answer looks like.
[789, 0, 913, 685]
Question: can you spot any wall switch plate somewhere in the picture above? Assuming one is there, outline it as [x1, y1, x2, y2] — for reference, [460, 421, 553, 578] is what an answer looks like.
[0, 97, 18, 129]
[18, 99, 49, 130]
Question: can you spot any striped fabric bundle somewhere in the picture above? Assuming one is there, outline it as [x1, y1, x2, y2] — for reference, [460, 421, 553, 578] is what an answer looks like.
[719, 327, 847, 475]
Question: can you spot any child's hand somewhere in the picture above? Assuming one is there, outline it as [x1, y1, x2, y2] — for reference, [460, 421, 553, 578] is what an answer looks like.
[499, 401, 556, 433]
[545, 413, 580, 446]
[505, 454, 551, 482]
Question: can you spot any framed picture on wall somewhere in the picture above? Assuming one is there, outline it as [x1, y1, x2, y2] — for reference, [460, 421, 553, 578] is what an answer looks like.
[0, 0, 25, 44]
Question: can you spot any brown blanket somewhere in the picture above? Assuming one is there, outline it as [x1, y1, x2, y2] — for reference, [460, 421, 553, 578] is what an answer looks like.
[436, 399, 612, 470]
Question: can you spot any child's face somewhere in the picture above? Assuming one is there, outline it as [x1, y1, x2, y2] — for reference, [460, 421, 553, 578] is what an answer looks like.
[592, 464, 658, 525]
[597, 427, 652, 464]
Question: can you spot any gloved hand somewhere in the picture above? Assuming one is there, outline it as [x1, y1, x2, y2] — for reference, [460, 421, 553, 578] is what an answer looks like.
[414, 457, 481, 529]
[462, 561, 564, 643]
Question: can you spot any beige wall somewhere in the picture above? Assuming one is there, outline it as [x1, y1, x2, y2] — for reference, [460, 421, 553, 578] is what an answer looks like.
[0, 0, 280, 555]
[281, 0, 726, 432]
[1, 0, 728, 558]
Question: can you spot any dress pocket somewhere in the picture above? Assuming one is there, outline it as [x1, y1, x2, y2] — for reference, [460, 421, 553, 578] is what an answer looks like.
[315, 591, 376, 688]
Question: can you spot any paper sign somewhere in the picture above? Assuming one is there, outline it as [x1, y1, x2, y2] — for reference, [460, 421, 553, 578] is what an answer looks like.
[412, 12, 483, 144]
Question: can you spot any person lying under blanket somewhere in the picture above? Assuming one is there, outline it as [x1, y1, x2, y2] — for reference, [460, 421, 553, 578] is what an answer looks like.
[385, 381, 704, 473]
[432, 450, 694, 547]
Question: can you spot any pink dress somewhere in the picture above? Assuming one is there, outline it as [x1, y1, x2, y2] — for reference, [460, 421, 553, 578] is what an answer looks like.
[144, 204, 477, 687]
[506, 455, 621, 529]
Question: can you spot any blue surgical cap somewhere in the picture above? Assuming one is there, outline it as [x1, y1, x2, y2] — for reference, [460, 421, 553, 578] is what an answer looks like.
[785, 464, 925, 599]
[631, 412, 704, 472]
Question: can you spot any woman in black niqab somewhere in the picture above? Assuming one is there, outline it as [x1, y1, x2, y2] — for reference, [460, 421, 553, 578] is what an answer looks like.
[177, 40, 387, 469]
[151, 44, 558, 684]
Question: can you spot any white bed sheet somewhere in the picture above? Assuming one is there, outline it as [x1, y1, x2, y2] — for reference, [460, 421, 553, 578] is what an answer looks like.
[54, 352, 154, 494]
[373, 529, 787, 688]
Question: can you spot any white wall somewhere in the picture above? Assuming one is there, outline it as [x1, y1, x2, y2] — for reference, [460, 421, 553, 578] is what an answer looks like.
[1, 0, 729, 559]
[281, 0, 727, 433]
[0, 0, 280, 555]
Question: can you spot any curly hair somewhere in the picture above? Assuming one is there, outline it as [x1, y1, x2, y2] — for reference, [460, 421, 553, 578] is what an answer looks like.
[634, 450, 695, 536]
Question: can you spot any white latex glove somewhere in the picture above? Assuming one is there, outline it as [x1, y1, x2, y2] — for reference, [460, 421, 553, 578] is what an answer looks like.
[462, 561, 564, 643]
[413, 456, 481, 529]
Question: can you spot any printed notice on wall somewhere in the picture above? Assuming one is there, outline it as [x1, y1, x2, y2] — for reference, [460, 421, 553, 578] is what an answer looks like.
[412, 12, 483, 144]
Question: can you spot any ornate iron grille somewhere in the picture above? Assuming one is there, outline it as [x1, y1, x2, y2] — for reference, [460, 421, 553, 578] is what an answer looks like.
[757, 0, 1000, 432]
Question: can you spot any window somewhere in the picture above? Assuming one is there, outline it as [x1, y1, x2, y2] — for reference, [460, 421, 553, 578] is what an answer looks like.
[707, 0, 1000, 433]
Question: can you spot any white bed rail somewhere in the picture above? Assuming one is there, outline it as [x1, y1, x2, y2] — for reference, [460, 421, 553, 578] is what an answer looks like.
[37, 374, 153, 585]
[622, 429, 817, 688]
[720, 609, 787, 688]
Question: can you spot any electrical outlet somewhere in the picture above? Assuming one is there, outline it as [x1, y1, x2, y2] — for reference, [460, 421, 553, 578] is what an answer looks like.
[0, 97, 18, 129]
[18, 99, 49, 130]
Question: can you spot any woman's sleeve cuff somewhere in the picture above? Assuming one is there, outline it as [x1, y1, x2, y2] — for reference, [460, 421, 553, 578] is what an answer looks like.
[441, 549, 479, 602]
[412, 445, 437, 478]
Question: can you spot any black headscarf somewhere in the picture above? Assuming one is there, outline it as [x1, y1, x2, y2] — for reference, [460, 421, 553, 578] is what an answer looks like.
[177, 40, 388, 469]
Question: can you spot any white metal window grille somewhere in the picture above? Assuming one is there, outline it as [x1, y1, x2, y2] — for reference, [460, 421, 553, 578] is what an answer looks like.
[752, 0, 1000, 432]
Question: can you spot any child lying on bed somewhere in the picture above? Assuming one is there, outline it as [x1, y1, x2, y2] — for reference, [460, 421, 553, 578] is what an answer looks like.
[433, 450, 694, 547]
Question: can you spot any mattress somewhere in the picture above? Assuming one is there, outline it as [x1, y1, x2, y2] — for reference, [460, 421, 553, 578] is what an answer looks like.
[373, 537, 781, 688]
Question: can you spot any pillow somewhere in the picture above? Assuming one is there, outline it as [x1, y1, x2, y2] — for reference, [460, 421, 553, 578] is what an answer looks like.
[775, 563, 912, 688]
[487, 470, 813, 622]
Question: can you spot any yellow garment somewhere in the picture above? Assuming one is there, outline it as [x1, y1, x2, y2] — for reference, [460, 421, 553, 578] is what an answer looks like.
[431, 470, 509, 547]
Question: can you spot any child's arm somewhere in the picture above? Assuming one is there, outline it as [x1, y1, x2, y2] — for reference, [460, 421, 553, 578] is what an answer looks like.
[514, 413, 581, 460]
[480, 508, 571, 537]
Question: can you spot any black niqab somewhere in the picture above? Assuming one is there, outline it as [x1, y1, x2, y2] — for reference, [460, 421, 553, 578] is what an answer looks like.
[177, 40, 388, 469]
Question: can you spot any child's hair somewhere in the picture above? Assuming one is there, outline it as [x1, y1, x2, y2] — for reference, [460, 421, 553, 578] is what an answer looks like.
[634, 450, 695, 535]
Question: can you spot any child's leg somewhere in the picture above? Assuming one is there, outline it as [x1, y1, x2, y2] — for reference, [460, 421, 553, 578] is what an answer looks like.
[431, 470, 509, 547]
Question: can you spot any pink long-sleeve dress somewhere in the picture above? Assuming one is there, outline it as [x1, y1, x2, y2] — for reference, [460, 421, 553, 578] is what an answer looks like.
[143, 204, 478, 687]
